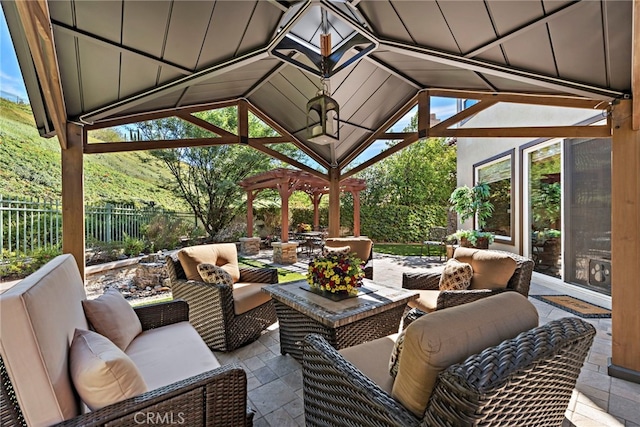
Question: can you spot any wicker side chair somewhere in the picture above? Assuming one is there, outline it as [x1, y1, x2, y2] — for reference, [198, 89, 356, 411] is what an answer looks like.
[402, 249, 534, 324]
[302, 316, 595, 427]
[165, 254, 278, 352]
[0, 300, 254, 427]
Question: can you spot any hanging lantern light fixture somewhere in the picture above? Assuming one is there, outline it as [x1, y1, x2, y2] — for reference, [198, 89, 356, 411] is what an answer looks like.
[306, 13, 339, 145]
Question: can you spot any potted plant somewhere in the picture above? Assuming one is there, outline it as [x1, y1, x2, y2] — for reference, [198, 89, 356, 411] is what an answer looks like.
[448, 183, 495, 249]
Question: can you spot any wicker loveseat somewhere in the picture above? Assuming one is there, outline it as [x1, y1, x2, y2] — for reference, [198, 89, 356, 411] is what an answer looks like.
[165, 243, 278, 352]
[0, 254, 252, 427]
[302, 292, 595, 427]
[402, 247, 534, 318]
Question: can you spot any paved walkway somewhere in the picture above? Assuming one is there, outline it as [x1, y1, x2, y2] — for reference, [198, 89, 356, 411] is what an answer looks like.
[217, 250, 640, 427]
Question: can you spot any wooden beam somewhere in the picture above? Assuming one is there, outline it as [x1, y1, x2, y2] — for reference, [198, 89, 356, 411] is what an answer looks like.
[427, 89, 609, 109]
[84, 137, 238, 154]
[15, 0, 68, 148]
[177, 113, 237, 138]
[340, 93, 419, 168]
[247, 103, 330, 169]
[62, 123, 85, 277]
[429, 99, 498, 133]
[248, 142, 327, 180]
[633, 0, 640, 130]
[609, 99, 640, 380]
[430, 125, 611, 139]
[249, 136, 290, 144]
[342, 133, 419, 180]
[85, 99, 241, 129]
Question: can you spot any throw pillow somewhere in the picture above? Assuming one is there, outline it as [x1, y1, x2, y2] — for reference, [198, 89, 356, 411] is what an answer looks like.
[69, 329, 148, 411]
[388, 330, 406, 378]
[438, 259, 473, 291]
[197, 263, 234, 286]
[322, 245, 351, 256]
[82, 287, 142, 351]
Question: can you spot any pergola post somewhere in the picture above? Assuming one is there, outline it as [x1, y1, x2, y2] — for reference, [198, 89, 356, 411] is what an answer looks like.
[352, 190, 361, 237]
[328, 168, 340, 237]
[246, 190, 255, 237]
[312, 192, 322, 231]
[609, 99, 640, 383]
[277, 180, 291, 243]
[62, 123, 85, 278]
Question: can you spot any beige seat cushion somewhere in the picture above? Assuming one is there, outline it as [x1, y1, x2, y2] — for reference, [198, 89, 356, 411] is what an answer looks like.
[438, 259, 473, 291]
[178, 243, 241, 283]
[82, 287, 142, 351]
[392, 292, 539, 417]
[125, 321, 220, 391]
[339, 333, 399, 395]
[0, 254, 88, 426]
[324, 237, 372, 263]
[233, 282, 272, 315]
[454, 247, 516, 290]
[69, 329, 147, 411]
[407, 290, 440, 313]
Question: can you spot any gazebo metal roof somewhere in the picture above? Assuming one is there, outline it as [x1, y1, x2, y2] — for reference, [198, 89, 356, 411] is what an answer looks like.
[2, 0, 633, 169]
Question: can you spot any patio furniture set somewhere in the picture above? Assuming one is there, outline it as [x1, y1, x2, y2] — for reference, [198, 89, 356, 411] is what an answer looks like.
[0, 243, 595, 426]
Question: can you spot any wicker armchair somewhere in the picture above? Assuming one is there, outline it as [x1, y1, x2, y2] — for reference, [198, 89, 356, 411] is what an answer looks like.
[402, 248, 534, 324]
[165, 253, 278, 352]
[0, 300, 253, 427]
[303, 316, 595, 427]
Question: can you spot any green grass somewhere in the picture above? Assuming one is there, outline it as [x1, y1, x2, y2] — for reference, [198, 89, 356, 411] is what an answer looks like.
[0, 98, 187, 210]
[373, 243, 445, 257]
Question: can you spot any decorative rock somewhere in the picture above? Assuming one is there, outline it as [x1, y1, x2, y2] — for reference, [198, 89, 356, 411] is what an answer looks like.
[134, 262, 167, 289]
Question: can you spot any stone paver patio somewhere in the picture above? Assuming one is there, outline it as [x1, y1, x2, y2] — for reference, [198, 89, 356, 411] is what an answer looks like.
[213, 250, 640, 427]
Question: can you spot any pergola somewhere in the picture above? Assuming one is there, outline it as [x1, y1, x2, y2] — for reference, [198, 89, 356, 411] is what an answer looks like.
[2, 0, 638, 382]
[238, 168, 366, 242]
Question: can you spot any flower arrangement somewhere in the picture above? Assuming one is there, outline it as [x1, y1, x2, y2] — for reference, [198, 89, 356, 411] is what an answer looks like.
[297, 223, 312, 233]
[307, 252, 365, 296]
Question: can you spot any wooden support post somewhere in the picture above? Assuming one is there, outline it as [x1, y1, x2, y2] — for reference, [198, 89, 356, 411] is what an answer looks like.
[609, 99, 640, 383]
[328, 168, 340, 237]
[246, 191, 254, 238]
[352, 191, 361, 237]
[62, 123, 85, 278]
[238, 99, 249, 145]
[417, 90, 430, 139]
[278, 181, 290, 243]
[312, 192, 321, 231]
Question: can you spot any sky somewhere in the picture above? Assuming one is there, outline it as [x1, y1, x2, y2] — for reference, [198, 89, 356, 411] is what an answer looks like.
[0, 9, 28, 102]
[0, 7, 456, 166]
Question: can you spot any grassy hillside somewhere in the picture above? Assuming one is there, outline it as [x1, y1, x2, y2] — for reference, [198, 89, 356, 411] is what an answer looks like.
[0, 98, 187, 211]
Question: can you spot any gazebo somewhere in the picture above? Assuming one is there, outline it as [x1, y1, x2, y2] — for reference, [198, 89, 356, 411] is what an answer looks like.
[3, 0, 639, 383]
[238, 168, 366, 243]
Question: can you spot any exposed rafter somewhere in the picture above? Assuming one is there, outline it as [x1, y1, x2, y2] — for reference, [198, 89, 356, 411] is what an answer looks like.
[14, 0, 68, 148]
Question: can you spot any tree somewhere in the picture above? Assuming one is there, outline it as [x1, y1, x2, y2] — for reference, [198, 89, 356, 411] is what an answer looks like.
[133, 107, 286, 239]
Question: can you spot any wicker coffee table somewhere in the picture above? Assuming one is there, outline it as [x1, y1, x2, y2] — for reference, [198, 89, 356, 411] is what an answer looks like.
[262, 279, 418, 362]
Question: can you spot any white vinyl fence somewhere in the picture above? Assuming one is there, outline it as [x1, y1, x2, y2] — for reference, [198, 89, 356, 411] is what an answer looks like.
[1, 195, 193, 259]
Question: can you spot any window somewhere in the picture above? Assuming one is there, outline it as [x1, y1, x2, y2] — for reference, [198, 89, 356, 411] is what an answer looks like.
[474, 151, 514, 243]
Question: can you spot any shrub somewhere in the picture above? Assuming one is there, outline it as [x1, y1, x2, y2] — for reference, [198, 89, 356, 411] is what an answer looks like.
[122, 233, 146, 256]
[0, 246, 62, 280]
[143, 214, 201, 251]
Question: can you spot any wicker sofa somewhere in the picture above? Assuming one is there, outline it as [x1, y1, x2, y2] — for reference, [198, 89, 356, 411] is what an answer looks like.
[302, 292, 595, 427]
[0, 254, 252, 427]
[402, 247, 534, 318]
[165, 243, 278, 352]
